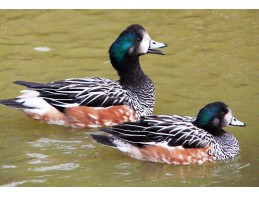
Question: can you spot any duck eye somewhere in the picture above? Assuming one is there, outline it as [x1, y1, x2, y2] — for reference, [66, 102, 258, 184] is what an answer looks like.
[136, 38, 141, 42]
[220, 111, 225, 116]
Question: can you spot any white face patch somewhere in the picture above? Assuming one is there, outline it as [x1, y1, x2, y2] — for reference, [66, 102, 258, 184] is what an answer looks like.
[138, 32, 151, 54]
[223, 108, 233, 127]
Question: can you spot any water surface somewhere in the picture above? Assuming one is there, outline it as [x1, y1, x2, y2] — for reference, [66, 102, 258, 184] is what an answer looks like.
[0, 10, 258, 186]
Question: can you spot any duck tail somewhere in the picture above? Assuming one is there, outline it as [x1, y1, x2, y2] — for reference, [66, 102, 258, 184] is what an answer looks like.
[0, 99, 33, 109]
[91, 134, 116, 147]
[14, 80, 48, 89]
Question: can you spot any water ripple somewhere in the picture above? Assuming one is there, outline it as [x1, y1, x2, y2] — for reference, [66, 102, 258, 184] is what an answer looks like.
[29, 163, 80, 172]
[26, 152, 50, 164]
[2, 165, 17, 169]
[26, 152, 48, 159]
[1, 179, 46, 187]
[33, 46, 51, 52]
[27, 138, 82, 148]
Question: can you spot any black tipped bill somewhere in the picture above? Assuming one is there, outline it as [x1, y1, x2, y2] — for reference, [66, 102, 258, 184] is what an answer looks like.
[229, 117, 246, 127]
[148, 40, 167, 55]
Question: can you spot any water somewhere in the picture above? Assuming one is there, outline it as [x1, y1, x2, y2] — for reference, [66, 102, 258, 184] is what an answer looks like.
[0, 10, 258, 186]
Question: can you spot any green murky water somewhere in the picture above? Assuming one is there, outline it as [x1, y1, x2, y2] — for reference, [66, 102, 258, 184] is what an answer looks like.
[0, 10, 258, 186]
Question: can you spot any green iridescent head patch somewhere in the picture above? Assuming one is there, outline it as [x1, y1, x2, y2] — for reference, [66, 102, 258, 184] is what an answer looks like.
[110, 33, 137, 63]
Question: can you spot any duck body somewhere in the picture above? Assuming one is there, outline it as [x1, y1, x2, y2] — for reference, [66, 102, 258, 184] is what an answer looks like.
[92, 102, 246, 164]
[0, 24, 167, 128]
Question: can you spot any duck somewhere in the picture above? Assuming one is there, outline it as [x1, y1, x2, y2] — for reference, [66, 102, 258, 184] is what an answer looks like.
[0, 24, 167, 128]
[91, 102, 246, 164]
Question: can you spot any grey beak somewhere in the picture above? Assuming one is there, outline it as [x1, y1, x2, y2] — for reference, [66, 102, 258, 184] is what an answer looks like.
[229, 117, 246, 127]
[147, 40, 167, 55]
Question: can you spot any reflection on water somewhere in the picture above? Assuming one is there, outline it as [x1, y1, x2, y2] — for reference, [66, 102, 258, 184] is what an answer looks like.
[0, 133, 257, 186]
[2, 180, 47, 187]
[0, 10, 258, 186]
[26, 152, 49, 164]
[99, 157, 247, 186]
[29, 163, 80, 172]
[33, 46, 51, 52]
[27, 138, 82, 148]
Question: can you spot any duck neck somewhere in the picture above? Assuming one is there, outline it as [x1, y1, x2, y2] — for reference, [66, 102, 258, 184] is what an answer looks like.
[193, 121, 225, 137]
[110, 55, 148, 85]
[213, 131, 240, 159]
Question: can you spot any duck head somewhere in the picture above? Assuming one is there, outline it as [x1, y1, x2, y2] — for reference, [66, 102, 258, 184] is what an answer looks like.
[109, 24, 167, 70]
[193, 102, 246, 135]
